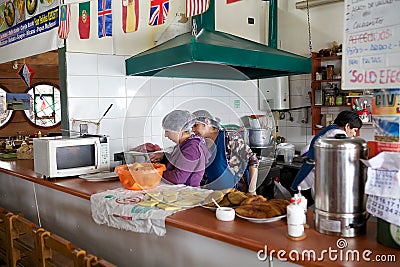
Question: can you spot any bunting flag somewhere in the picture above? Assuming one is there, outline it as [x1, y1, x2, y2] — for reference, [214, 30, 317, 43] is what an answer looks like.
[186, 0, 209, 17]
[58, 4, 71, 39]
[149, 0, 169, 26]
[122, 0, 139, 33]
[98, 0, 113, 38]
[18, 64, 35, 88]
[79, 1, 91, 39]
[227, 0, 241, 3]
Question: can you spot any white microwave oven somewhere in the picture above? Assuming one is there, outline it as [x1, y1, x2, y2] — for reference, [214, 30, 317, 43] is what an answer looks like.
[33, 135, 110, 178]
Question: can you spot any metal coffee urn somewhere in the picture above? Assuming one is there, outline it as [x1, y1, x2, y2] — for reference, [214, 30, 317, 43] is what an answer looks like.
[314, 134, 368, 237]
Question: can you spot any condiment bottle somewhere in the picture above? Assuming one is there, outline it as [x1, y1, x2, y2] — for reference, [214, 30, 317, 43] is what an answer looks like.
[294, 186, 307, 225]
[287, 196, 305, 238]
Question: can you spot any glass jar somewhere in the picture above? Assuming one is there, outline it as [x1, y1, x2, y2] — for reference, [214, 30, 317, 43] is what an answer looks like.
[326, 65, 334, 80]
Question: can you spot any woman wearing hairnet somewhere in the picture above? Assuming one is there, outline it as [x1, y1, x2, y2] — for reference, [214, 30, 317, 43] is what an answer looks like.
[150, 110, 211, 187]
[192, 110, 259, 195]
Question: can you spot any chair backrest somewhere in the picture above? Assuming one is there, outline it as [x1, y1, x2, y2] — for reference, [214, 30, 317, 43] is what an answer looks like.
[84, 254, 117, 267]
[38, 231, 86, 267]
[8, 214, 44, 267]
[0, 207, 12, 265]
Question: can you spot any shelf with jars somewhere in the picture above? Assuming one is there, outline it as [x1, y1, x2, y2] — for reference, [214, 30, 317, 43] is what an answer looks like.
[310, 52, 372, 134]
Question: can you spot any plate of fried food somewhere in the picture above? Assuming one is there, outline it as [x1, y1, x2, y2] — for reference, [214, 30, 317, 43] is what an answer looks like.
[200, 188, 251, 210]
[235, 196, 290, 223]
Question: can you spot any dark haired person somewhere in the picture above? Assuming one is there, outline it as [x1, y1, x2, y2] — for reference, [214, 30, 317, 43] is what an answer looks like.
[291, 110, 363, 201]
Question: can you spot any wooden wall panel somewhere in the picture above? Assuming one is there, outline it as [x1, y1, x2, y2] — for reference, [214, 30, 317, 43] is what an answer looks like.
[0, 50, 61, 138]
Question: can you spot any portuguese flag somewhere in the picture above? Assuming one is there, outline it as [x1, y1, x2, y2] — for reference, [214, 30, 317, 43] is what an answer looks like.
[79, 1, 90, 39]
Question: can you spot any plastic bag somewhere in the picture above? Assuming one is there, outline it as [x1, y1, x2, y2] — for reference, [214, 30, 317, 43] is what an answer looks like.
[274, 180, 292, 201]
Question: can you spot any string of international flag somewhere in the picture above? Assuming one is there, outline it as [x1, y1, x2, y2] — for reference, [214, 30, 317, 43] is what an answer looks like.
[58, 0, 242, 39]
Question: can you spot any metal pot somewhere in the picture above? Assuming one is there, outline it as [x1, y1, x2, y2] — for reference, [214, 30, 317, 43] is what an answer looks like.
[314, 134, 368, 237]
[247, 128, 272, 147]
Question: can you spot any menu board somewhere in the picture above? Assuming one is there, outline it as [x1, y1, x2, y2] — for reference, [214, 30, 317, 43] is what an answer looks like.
[342, 0, 400, 90]
[0, 0, 59, 64]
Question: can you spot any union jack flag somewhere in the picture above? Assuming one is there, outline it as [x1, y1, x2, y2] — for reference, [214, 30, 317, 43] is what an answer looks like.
[98, 0, 112, 38]
[149, 0, 169, 26]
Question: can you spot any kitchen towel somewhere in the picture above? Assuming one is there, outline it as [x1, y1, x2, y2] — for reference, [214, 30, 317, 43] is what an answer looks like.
[90, 183, 211, 236]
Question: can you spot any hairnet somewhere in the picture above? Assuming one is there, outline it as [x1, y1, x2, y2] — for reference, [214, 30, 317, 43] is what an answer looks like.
[193, 110, 221, 128]
[162, 110, 195, 132]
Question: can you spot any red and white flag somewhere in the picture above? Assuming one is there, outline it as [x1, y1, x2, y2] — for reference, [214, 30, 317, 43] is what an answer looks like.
[58, 4, 71, 39]
[186, 0, 209, 17]
[227, 0, 241, 4]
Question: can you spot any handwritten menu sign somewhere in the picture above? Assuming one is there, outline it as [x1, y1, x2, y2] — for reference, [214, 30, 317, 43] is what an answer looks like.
[342, 0, 400, 90]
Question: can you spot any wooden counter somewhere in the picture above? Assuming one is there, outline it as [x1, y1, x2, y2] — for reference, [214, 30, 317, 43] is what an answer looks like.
[0, 159, 399, 266]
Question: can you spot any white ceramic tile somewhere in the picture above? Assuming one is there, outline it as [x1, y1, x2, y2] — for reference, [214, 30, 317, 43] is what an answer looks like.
[172, 82, 195, 97]
[126, 76, 151, 97]
[126, 96, 156, 117]
[170, 97, 206, 113]
[68, 98, 99, 120]
[212, 83, 234, 97]
[99, 118, 125, 139]
[150, 78, 174, 97]
[98, 55, 126, 76]
[285, 126, 307, 143]
[151, 97, 174, 117]
[192, 81, 213, 96]
[66, 53, 98, 75]
[151, 116, 164, 137]
[173, 96, 200, 110]
[235, 81, 259, 97]
[290, 95, 309, 109]
[173, 78, 193, 88]
[98, 76, 126, 97]
[124, 117, 147, 139]
[99, 97, 126, 120]
[108, 138, 124, 161]
[67, 76, 99, 97]
[240, 96, 259, 113]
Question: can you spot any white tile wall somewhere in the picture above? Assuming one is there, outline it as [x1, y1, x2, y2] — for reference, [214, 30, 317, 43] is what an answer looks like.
[66, 53, 318, 163]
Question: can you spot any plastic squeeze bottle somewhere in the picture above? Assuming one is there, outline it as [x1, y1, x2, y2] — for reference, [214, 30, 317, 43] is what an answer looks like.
[287, 196, 305, 238]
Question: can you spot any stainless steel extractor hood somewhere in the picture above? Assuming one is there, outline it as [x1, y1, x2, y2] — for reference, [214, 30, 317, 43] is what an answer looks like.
[125, 0, 311, 80]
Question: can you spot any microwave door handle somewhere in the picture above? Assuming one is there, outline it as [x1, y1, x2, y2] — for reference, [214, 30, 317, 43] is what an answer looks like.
[94, 142, 100, 169]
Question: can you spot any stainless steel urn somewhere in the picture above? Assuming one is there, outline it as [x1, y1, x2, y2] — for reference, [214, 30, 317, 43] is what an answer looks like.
[314, 134, 368, 237]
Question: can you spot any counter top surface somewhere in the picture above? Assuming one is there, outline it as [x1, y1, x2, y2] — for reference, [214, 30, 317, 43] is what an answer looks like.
[1, 159, 399, 266]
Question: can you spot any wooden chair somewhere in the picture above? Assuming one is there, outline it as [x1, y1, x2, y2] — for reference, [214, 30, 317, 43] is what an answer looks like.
[8, 214, 44, 267]
[84, 254, 116, 267]
[0, 207, 12, 265]
[37, 230, 86, 267]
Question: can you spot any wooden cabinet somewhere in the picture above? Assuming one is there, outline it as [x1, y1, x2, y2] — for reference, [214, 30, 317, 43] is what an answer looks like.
[310, 52, 371, 135]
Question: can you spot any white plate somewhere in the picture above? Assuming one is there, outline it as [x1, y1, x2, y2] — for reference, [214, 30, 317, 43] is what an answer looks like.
[236, 213, 286, 223]
[79, 172, 119, 182]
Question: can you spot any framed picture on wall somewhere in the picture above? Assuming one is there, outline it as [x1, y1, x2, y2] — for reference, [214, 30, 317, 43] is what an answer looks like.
[5, 93, 31, 110]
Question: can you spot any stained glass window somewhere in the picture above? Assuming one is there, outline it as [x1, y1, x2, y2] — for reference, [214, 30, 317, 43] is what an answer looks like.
[24, 84, 61, 127]
[0, 88, 13, 128]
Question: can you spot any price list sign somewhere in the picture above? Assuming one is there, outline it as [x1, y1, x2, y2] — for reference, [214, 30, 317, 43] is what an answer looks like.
[342, 0, 400, 90]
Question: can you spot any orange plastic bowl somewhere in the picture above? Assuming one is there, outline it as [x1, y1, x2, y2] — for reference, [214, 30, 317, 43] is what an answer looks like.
[115, 163, 166, 190]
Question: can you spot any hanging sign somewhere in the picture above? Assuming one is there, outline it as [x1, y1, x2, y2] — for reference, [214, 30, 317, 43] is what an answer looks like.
[342, 0, 400, 90]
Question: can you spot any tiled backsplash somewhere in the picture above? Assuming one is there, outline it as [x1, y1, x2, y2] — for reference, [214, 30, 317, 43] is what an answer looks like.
[66, 53, 373, 166]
